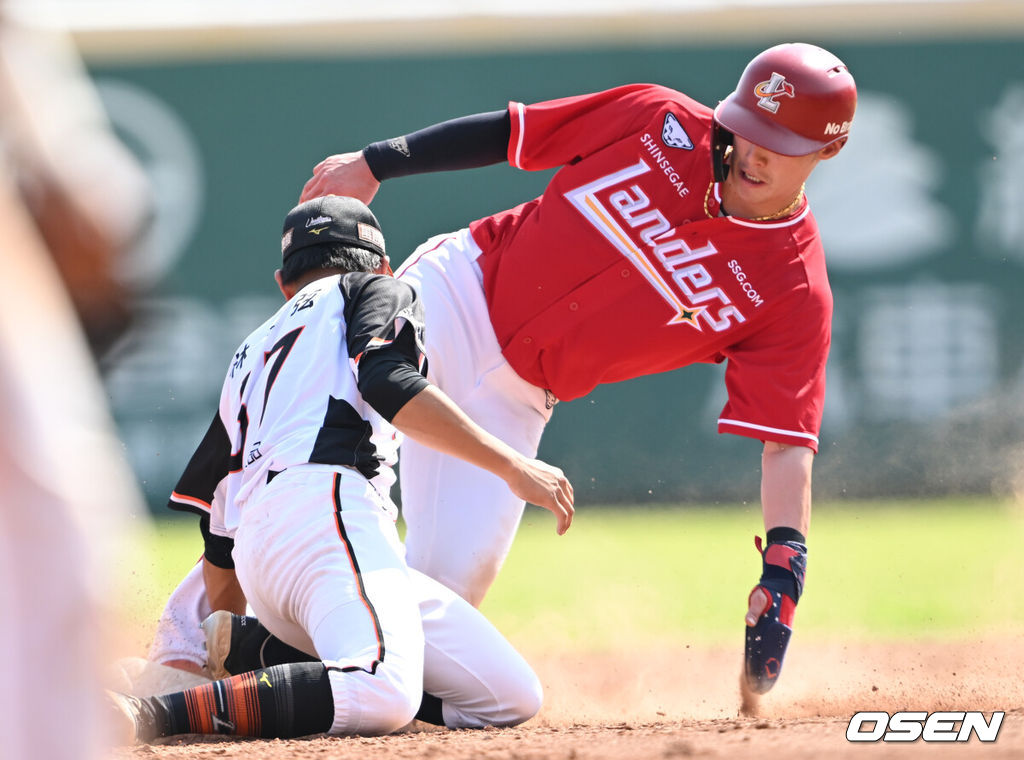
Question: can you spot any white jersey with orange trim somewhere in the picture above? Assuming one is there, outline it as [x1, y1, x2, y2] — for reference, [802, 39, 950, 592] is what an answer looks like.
[155, 269, 545, 734]
[168, 272, 425, 539]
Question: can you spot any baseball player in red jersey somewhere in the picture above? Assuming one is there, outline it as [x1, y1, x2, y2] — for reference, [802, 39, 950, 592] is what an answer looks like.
[299, 42, 857, 695]
[112, 195, 574, 743]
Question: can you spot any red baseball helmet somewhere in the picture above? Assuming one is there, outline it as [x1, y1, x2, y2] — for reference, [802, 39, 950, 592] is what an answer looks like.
[713, 43, 857, 157]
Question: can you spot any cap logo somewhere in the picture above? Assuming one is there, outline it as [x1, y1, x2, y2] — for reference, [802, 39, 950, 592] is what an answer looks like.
[754, 72, 795, 114]
[357, 222, 385, 253]
[305, 215, 332, 228]
[281, 227, 293, 254]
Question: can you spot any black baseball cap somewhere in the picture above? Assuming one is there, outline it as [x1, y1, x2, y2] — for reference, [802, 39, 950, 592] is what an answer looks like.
[281, 195, 386, 263]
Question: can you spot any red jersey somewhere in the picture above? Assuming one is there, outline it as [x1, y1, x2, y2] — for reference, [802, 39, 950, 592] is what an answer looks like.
[468, 84, 831, 451]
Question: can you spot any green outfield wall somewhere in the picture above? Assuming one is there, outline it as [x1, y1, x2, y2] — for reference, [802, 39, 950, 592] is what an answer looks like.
[87, 31, 1024, 507]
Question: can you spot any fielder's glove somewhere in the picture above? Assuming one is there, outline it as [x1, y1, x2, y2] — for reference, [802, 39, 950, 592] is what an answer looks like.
[743, 535, 807, 694]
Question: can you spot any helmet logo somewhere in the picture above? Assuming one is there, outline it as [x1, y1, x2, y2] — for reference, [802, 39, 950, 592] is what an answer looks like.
[754, 72, 795, 114]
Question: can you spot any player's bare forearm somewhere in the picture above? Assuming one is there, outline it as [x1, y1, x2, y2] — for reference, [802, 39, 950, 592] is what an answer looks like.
[202, 558, 246, 615]
[300, 151, 380, 204]
[391, 385, 574, 534]
[752, 441, 813, 629]
[759, 442, 813, 535]
[740, 442, 813, 695]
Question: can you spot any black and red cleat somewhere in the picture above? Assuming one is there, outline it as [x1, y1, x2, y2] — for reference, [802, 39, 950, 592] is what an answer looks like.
[743, 536, 806, 694]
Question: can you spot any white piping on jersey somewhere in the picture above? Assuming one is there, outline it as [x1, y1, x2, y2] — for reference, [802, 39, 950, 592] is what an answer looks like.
[510, 102, 527, 169]
[717, 417, 819, 445]
[726, 205, 810, 229]
[710, 182, 811, 228]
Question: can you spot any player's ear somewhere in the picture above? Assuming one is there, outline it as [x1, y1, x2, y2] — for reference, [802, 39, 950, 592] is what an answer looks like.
[818, 137, 847, 161]
[274, 269, 293, 299]
[375, 255, 393, 277]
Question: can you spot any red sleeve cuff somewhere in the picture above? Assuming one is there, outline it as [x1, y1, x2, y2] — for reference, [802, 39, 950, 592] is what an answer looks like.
[507, 101, 526, 168]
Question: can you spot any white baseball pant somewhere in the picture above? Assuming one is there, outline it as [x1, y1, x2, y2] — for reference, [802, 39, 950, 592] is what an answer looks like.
[150, 463, 542, 731]
[396, 229, 553, 607]
[233, 464, 422, 735]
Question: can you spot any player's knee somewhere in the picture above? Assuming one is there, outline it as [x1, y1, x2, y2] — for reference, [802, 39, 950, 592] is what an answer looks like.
[499, 669, 544, 726]
[357, 679, 421, 735]
[374, 689, 420, 734]
[325, 660, 421, 736]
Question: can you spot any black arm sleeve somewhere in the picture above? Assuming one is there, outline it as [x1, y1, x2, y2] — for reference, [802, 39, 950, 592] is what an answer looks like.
[199, 515, 236, 569]
[341, 273, 430, 421]
[363, 109, 511, 181]
[357, 325, 430, 421]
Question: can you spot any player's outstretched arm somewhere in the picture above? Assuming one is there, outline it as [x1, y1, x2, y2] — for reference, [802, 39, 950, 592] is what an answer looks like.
[349, 274, 569, 528]
[742, 442, 813, 694]
[300, 151, 380, 204]
[391, 384, 574, 535]
[300, 110, 511, 204]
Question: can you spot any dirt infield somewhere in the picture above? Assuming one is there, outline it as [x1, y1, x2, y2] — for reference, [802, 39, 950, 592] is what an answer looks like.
[111, 635, 1023, 759]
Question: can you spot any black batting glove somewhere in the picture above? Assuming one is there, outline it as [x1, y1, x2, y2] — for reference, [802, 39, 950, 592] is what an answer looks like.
[743, 535, 807, 694]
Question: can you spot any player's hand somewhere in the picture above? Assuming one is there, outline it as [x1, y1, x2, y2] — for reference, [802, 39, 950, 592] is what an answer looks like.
[506, 457, 574, 535]
[390, 385, 573, 534]
[300, 152, 380, 205]
[744, 586, 770, 627]
[742, 536, 806, 694]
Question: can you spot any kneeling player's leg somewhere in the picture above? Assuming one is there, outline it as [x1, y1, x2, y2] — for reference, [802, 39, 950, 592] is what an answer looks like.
[184, 572, 541, 731]
[414, 570, 542, 728]
[237, 469, 424, 736]
[305, 561, 423, 736]
[119, 661, 336, 742]
[125, 470, 423, 741]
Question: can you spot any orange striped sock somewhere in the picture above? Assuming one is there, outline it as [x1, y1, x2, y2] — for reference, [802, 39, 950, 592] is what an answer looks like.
[146, 662, 334, 738]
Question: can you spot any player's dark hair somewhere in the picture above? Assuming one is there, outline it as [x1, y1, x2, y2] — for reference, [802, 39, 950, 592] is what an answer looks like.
[280, 242, 383, 285]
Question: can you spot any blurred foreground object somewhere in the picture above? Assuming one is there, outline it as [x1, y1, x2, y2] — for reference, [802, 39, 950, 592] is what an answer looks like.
[0, 11, 150, 760]
[0, 10, 151, 356]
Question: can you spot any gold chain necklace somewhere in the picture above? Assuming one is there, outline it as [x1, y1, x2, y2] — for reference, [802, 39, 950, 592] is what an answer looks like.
[704, 181, 805, 222]
[703, 182, 717, 219]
